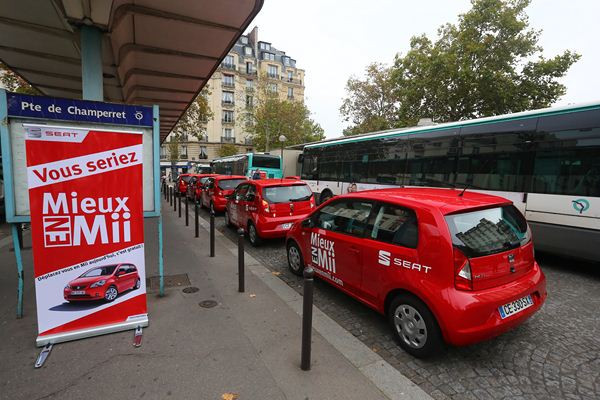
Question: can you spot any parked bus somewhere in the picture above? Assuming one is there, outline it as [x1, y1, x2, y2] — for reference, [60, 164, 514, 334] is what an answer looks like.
[211, 153, 283, 179]
[300, 102, 600, 262]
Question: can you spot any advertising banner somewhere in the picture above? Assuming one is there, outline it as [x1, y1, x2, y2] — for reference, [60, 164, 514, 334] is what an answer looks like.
[24, 123, 148, 345]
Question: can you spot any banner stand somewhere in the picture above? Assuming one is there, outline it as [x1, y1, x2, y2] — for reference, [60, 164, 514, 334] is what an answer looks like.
[0, 89, 163, 345]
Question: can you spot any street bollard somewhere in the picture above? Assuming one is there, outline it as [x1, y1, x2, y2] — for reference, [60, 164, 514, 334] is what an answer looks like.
[178, 194, 181, 218]
[185, 196, 189, 226]
[237, 228, 245, 293]
[301, 266, 315, 371]
[169, 187, 173, 206]
[194, 201, 199, 238]
[209, 210, 215, 257]
[173, 191, 177, 212]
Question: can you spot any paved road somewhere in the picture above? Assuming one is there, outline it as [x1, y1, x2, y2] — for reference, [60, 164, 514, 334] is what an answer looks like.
[180, 200, 600, 400]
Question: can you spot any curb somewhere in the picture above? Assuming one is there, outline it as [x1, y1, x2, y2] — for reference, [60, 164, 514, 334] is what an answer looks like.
[191, 206, 433, 400]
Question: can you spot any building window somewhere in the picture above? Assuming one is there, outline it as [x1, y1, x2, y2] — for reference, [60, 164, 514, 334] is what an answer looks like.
[223, 55, 235, 68]
[180, 145, 188, 159]
[268, 83, 278, 93]
[268, 65, 278, 78]
[287, 87, 294, 99]
[223, 110, 234, 123]
[246, 79, 254, 89]
[199, 146, 208, 159]
[222, 74, 234, 87]
[223, 128, 233, 138]
[262, 52, 275, 61]
[246, 61, 254, 74]
[160, 146, 167, 160]
[222, 91, 234, 104]
[282, 57, 290, 66]
[246, 95, 253, 108]
[244, 46, 252, 56]
[287, 71, 293, 82]
[241, 36, 248, 44]
[259, 42, 271, 51]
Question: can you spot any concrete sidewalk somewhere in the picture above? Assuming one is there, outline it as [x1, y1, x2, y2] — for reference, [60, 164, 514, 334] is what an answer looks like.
[0, 196, 430, 400]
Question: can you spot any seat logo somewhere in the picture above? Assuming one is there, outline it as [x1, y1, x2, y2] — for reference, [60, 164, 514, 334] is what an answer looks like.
[378, 250, 391, 266]
[572, 199, 590, 214]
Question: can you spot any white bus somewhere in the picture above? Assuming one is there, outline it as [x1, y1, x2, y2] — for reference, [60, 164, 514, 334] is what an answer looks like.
[300, 102, 600, 262]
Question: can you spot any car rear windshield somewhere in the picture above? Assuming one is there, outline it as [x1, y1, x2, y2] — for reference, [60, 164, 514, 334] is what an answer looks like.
[218, 179, 246, 190]
[445, 205, 529, 257]
[263, 184, 312, 203]
[253, 155, 280, 169]
[81, 265, 117, 277]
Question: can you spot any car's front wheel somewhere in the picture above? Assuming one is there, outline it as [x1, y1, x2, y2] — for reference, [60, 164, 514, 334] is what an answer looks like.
[224, 210, 232, 227]
[388, 294, 444, 358]
[247, 222, 262, 246]
[104, 285, 118, 302]
[287, 241, 304, 276]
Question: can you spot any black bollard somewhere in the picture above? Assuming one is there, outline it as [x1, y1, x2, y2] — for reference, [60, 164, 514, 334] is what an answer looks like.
[194, 202, 199, 238]
[173, 191, 177, 212]
[178, 194, 181, 218]
[185, 196, 189, 226]
[209, 210, 215, 257]
[169, 187, 173, 206]
[237, 228, 245, 293]
[301, 266, 315, 371]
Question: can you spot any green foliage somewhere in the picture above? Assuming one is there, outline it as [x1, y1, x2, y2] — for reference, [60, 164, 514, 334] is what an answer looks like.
[340, 0, 580, 132]
[243, 73, 324, 150]
[0, 62, 39, 95]
[173, 86, 213, 140]
[167, 135, 180, 162]
[218, 143, 238, 157]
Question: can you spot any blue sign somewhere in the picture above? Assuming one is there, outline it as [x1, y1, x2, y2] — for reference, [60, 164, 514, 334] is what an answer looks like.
[6, 92, 153, 127]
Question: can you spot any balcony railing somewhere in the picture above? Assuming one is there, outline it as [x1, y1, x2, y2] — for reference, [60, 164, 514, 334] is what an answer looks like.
[221, 136, 235, 143]
[180, 154, 188, 160]
[222, 82, 235, 88]
[222, 118, 235, 124]
[282, 77, 302, 85]
[243, 69, 257, 76]
[221, 63, 236, 70]
[221, 101, 235, 107]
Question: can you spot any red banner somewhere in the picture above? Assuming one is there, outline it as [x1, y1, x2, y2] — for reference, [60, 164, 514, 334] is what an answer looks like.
[25, 124, 147, 341]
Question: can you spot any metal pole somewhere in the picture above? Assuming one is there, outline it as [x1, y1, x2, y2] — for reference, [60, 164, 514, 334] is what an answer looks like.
[238, 228, 245, 293]
[11, 224, 24, 318]
[301, 266, 315, 371]
[80, 25, 104, 101]
[169, 187, 173, 206]
[185, 196, 189, 226]
[194, 202, 199, 238]
[16, 223, 23, 249]
[158, 215, 165, 297]
[178, 194, 181, 218]
[209, 211, 215, 257]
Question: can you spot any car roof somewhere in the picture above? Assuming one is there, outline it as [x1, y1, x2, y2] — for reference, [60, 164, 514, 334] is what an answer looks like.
[213, 175, 247, 180]
[189, 173, 216, 178]
[342, 188, 511, 215]
[249, 178, 307, 188]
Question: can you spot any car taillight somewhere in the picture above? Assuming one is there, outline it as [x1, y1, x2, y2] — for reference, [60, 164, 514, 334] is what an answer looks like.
[454, 247, 473, 291]
[261, 199, 270, 213]
[310, 197, 315, 208]
[218, 191, 223, 196]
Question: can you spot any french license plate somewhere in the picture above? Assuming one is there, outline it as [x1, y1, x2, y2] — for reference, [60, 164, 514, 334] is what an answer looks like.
[71, 290, 86, 295]
[499, 295, 534, 319]
[280, 223, 293, 230]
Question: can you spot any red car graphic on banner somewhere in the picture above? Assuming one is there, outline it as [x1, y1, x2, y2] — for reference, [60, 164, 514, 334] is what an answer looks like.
[25, 123, 147, 343]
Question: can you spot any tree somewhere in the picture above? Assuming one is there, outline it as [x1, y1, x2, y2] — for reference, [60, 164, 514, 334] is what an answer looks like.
[340, 63, 398, 136]
[218, 143, 238, 157]
[243, 73, 324, 151]
[173, 86, 213, 140]
[340, 0, 580, 130]
[1, 62, 39, 94]
[167, 135, 180, 162]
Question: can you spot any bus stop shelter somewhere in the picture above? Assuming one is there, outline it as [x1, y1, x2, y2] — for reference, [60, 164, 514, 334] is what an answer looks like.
[0, 0, 263, 316]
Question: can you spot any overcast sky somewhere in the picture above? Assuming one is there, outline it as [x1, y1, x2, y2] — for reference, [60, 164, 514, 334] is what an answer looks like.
[247, 0, 600, 138]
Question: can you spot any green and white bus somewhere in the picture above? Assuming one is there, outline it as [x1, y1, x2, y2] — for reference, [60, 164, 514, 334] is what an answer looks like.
[300, 102, 600, 262]
[211, 153, 283, 179]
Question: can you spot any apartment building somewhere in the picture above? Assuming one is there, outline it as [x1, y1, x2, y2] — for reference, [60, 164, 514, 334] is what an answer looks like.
[161, 26, 305, 164]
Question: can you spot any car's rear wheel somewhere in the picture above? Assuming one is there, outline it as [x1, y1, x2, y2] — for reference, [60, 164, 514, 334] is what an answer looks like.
[104, 286, 118, 302]
[224, 210, 232, 227]
[134, 278, 140, 290]
[388, 294, 444, 358]
[287, 241, 304, 276]
[247, 222, 262, 246]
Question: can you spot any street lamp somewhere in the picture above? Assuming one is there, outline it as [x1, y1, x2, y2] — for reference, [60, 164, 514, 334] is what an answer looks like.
[279, 134, 286, 175]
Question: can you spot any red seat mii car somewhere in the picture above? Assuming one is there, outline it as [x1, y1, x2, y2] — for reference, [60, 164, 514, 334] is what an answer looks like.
[224, 179, 315, 246]
[64, 263, 141, 302]
[176, 173, 191, 196]
[286, 188, 547, 358]
[200, 175, 247, 213]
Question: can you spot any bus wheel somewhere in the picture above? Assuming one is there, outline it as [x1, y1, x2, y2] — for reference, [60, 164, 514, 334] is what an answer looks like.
[319, 190, 333, 204]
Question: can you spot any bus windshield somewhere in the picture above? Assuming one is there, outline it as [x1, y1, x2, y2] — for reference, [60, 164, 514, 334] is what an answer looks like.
[252, 155, 280, 169]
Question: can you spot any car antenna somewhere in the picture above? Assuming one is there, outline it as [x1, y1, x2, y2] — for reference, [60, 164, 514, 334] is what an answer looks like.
[458, 184, 470, 197]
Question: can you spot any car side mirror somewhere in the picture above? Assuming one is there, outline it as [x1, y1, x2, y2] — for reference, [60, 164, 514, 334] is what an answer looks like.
[301, 218, 314, 228]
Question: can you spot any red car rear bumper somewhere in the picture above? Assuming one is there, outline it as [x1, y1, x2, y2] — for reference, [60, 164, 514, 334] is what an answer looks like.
[441, 262, 547, 346]
[256, 214, 309, 239]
